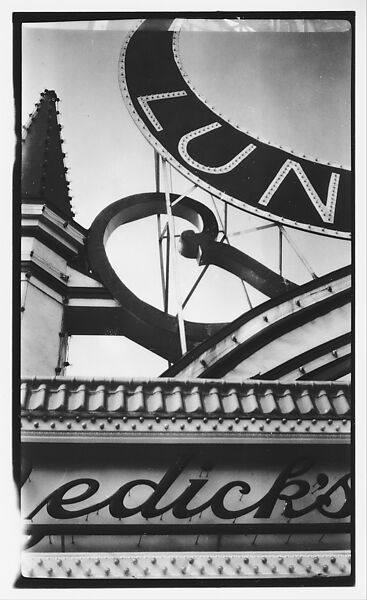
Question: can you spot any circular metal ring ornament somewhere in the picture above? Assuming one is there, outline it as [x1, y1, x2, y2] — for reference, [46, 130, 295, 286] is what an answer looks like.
[87, 192, 296, 361]
[87, 192, 224, 360]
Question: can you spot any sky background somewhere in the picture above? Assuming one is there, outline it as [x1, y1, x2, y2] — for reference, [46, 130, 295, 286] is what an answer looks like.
[21, 18, 352, 377]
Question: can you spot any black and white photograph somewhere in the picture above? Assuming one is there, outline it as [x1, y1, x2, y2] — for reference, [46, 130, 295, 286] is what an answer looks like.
[6, 6, 366, 598]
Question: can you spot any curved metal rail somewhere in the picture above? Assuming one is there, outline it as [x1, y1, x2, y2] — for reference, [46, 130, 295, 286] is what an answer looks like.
[163, 266, 351, 379]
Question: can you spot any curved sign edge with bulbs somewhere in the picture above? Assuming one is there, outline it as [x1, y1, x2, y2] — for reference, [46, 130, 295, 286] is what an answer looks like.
[118, 19, 352, 240]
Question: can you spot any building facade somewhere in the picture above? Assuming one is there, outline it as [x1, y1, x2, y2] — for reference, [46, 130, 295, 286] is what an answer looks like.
[19, 18, 352, 584]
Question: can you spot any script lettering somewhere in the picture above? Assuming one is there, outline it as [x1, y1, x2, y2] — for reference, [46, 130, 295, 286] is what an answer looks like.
[26, 458, 351, 523]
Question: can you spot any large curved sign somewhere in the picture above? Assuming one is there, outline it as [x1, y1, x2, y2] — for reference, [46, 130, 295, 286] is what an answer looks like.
[119, 19, 351, 239]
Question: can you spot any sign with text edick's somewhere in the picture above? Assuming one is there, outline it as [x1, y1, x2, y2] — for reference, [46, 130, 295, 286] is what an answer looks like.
[23, 445, 350, 540]
[119, 19, 351, 239]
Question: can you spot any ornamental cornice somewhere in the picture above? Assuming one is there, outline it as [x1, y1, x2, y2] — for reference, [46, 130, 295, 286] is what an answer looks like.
[20, 378, 350, 440]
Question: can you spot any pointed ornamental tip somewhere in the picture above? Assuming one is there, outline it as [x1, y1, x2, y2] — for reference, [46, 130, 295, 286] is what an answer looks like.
[21, 90, 74, 219]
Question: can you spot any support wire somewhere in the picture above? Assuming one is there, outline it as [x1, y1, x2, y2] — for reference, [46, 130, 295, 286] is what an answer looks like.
[162, 158, 187, 355]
